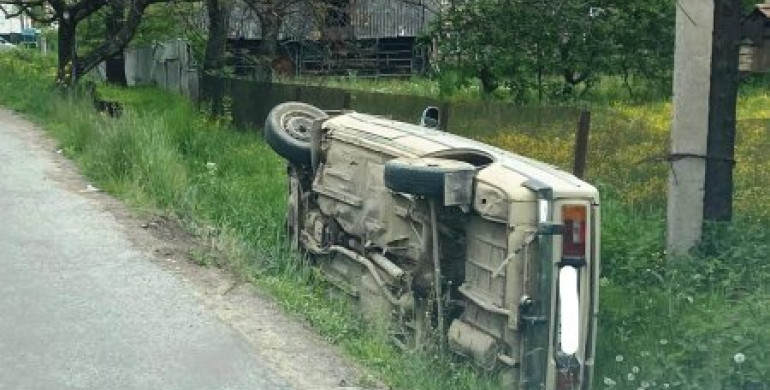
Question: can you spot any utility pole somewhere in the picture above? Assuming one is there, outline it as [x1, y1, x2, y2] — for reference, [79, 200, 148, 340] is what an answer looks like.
[667, 0, 740, 258]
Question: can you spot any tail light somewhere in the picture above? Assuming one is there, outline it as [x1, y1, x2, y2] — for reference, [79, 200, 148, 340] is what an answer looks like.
[557, 204, 588, 389]
[562, 205, 586, 259]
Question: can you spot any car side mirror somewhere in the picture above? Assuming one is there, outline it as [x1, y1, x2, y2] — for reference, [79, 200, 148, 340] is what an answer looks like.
[420, 106, 440, 129]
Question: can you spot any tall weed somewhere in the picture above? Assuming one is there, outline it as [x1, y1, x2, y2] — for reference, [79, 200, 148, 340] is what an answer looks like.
[2, 51, 768, 389]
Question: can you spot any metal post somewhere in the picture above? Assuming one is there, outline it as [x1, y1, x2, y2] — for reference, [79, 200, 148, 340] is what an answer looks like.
[429, 199, 444, 347]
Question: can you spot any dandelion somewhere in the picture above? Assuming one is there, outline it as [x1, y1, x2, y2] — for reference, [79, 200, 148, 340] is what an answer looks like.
[603, 377, 617, 387]
[663, 384, 670, 389]
[659, 339, 669, 345]
[615, 355, 624, 363]
[734, 353, 746, 364]
[632, 366, 640, 374]
[627, 373, 635, 381]
[641, 381, 651, 388]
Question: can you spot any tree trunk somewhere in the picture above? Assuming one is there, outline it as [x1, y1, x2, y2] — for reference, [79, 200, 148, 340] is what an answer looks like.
[57, 19, 77, 87]
[203, 0, 230, 74]
[77, 1, 155, 78]
[105, 0, 127, 86]
[478, 66, 498, 95]
[259, 12, 279, 59]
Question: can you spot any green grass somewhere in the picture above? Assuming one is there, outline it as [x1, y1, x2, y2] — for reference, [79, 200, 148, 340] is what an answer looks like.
[0, 50, 502, 390]
[2, 50, 769, 390]
[281, 73, 676, 105]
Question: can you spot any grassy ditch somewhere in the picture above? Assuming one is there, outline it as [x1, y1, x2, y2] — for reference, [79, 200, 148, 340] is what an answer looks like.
[1, 50, 769, 389]
[0, 50, 500, 390]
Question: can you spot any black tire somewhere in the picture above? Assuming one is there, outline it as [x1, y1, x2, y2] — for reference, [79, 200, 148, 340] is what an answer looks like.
[264, 102, 327, 165]
[384, 158, 476, 200]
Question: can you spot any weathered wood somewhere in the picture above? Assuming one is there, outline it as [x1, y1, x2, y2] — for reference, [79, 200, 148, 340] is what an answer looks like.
[704, 0, 740, 222]
[439, 102, 450, 131]
[573, 111, 590, 179]
[738, 3, 770, 73]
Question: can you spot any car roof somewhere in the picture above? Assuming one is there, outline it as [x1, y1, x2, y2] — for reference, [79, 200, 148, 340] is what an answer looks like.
[325, 112, 599, 202]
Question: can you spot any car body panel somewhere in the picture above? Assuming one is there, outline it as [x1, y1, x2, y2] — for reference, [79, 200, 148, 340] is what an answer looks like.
[325, 113, 599, 203]
[270, 105, 600, 390]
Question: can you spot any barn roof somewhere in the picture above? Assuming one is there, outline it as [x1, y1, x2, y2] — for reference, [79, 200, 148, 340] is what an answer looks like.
[229, 0, 439, 41]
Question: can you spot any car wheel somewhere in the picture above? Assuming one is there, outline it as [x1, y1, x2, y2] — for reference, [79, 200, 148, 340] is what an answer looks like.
[264, 102, 327, 165]
[384, 157, 476, 202]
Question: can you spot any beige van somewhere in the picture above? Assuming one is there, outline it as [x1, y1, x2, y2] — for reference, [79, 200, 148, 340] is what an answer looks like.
[265, 102, 600, 390]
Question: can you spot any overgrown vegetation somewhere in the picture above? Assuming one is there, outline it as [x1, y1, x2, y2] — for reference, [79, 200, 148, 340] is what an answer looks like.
[483, 107, 770, 389]
[431, 0, 762, 103]
[0, 50, 500, 390]
[2, 50, 769, 389]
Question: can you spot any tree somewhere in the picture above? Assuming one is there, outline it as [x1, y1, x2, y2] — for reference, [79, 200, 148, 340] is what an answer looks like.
[241, 0, 309, 59]
[435, 0, 526, 95]
[606, 0, 675, 96]
[203, 0, 231, 73]
[105, 0, 127, 85]
[432, 0, 676, 101]
[0, 0, 165, 86]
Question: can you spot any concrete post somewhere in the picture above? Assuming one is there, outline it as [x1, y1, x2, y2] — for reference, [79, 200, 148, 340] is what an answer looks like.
[667, 0, 740, 258]
[667, 1, 715, 257]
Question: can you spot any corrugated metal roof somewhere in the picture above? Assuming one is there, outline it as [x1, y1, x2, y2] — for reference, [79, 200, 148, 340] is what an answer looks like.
[350, 0, 432, 39]
[230, 0, 438, 40]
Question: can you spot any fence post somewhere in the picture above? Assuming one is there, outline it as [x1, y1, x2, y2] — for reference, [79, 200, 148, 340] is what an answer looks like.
[573, 111, 590, 179]
[294, 86, 302, 102]
[439, 102, 451, 131]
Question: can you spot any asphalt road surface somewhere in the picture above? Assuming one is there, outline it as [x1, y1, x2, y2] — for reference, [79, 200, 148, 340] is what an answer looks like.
[0, 111, 295, 389]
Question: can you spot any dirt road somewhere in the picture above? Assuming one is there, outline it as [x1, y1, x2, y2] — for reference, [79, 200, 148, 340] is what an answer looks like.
[0, 108, 376, 390]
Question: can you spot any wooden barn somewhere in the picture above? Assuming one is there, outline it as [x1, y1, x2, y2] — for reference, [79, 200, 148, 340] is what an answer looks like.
[228, 0, 439, 78]
[740, 3, 770, 73]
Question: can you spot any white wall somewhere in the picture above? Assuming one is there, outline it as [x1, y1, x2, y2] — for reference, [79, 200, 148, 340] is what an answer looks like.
[0, 8, 29, 34]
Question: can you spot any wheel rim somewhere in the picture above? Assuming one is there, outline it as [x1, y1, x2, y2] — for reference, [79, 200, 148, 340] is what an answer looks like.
[280, 111, 315, 142]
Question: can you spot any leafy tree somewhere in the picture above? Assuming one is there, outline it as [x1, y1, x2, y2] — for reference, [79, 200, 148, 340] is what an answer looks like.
[0, 0, 171, 86]
[204, 0, 231, 73]
[433, 0, 676, 101]
[606, 0, 675, 97]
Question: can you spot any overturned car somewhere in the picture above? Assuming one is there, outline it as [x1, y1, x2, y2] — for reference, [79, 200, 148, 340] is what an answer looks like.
[264, 102, 600, 390]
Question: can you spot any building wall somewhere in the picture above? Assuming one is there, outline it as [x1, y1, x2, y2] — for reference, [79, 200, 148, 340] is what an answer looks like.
[739, 7, 770, 72]
[0, 7, 30, 34]
[229, 0, 440, 41]
[350, 0, 433, 39]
